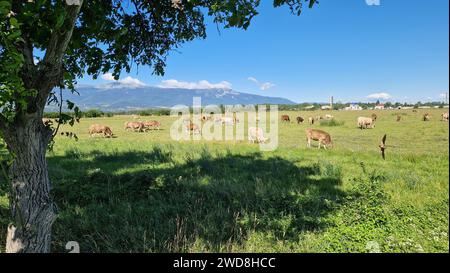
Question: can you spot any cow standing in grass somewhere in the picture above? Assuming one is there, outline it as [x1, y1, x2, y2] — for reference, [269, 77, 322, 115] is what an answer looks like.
[125, 121, 144, 132]
[441, 113, 449, 122]
[306, 128, 333, 149]
[248, 127, 268, 144]
[281, 115, 290, 123]
[89, 124, 113, 138]
[296, 116, 304, 124]
[358, 117, 375, 129]
[423, 113, 431, 121]
[143, 121, 161, 131]
[308, 117, 315, 125]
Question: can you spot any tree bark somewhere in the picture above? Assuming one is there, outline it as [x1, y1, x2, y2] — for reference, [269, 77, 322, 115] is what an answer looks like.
[3, 115, 55, 253]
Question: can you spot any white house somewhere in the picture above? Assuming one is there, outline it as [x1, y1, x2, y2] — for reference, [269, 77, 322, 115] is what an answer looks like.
[374, 104, 385, 110]
[344, 104, 363, 111]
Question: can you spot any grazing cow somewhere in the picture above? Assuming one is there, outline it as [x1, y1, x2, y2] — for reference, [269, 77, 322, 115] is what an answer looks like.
[441, 113, 449, 122]
[42, 118, 53, 127]
[308, 117, 315, 125]
[306, 128, 333, 149]
[358, 117, 375, 129]
[125, 121, 144, 132]
[296, 116, 304, 124]
[248, 127, 268, 143]
[89, 124, 113, 138]
[371, 113, 378, 121]
[281, 115, 290, 123]
[315, 116, 323, 121]
[412, 109, 418, 113]
[423, 113, 430, 121]
[218, 117, 234, 125]
[325, 114, 334, 120]
[396, 115, 402, 122]
[142, 121, 161, 131]
[185, 122, 201, 134]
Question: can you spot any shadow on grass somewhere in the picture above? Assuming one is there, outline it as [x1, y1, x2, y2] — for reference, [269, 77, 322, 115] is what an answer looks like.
[48, 147, 346, 253]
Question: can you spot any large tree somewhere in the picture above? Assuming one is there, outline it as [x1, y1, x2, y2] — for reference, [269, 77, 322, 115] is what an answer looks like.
[0, 0, 316, 253]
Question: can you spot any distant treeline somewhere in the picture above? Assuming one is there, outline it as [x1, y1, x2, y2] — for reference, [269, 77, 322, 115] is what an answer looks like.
[43, 101, 448, 119]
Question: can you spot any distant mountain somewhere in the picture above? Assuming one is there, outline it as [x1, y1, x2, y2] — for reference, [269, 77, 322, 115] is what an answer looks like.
[46, 85, 296, 111]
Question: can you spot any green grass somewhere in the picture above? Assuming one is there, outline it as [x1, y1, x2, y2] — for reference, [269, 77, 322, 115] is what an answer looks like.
[0, 108, 448, 253]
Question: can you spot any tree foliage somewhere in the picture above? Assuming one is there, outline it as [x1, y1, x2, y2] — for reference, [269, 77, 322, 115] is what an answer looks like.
[1, 0, 317, 126]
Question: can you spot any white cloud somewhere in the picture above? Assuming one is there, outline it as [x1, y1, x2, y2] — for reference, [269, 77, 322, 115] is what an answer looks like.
[367, 92, 392, 101]
[247, 77, 275, 91]
[159, 79, 232, 90]
[98, 73, 148, 89]
[101, 73, 116, 81]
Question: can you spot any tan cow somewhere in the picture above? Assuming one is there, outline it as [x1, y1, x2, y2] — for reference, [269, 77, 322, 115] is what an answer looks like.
[308, 117, 315, 125]
[358, 117, 375, 129]
[423, 113, 430, 121]
[306, 128, 333, 149]
[142, 121, 161, 131]
[396, 115, 402, 122]
[248, 127, 268, 143]
[42, 118, 53, 127]
[441, 113, 449, 122]
[186, 122, 201, 134]
[125, 121, 144, 132]
[89, 124, 113, 138]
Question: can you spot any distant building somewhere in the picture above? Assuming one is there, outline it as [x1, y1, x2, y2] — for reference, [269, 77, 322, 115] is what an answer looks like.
[321, 105, 332, 110]
[344, 104, 362, 111]
[374, 104, 385, 110]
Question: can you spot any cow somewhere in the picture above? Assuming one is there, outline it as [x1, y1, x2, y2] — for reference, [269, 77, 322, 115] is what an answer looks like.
[306, 128, 333, 149]
[315, 116, 323, 122]
[296, 116, 304, 124]
[89, 124, 113, 138]
[125, 121, 144, 132]
[42, 118, 53, 127]
[281, 115, 290, 123]
[142, 121, 161, 131]
[186, 122, 201, 134]
[308, 117, 315, 125]
[325, 114, 334, 120]
[442, 113, 449, 122]
[423, 113, 430, 121]
[358, 117, 375, 129]
[396, 115, 402, 122]
[219, 117, 234, 125]
[371, 113, 378, 121]
[248, 127, 268, 144]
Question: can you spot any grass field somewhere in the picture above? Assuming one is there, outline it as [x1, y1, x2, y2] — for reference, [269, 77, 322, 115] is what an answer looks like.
[0, 108, 449, 253]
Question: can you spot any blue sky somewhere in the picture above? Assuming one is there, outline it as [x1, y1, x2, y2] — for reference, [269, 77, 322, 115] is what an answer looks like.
[78, 0, 449, 104]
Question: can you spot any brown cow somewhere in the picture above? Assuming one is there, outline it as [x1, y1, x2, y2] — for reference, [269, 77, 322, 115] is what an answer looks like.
[89, 124, 113, 138]
[186, 122, 201, 134]
[281, 115, 290, 122]
[142, 121, 161, 131]
[296, 116, 304, 124]
[125, 121, 144, 132]
[396, 115, 402, 122]
[423, 113, 430, 121]
[306, 128, 333, 149]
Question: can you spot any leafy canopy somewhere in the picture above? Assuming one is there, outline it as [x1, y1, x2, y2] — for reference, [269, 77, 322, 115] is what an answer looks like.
[0, 0, 317, 123]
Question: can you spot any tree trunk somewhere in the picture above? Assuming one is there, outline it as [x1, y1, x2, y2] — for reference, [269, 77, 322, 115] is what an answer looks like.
[3, 115, 56, 253]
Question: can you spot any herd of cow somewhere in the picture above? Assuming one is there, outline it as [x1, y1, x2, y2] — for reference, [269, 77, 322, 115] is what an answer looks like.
[44, 111, 449, 150]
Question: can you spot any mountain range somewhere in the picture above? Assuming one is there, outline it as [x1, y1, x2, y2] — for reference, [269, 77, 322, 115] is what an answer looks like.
[46, 85, 296, 111]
